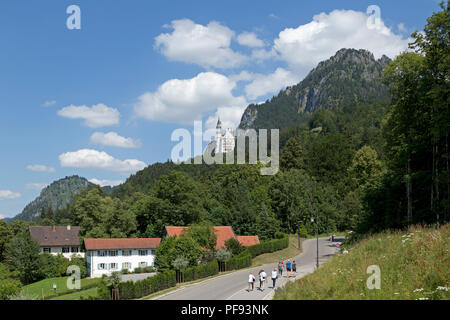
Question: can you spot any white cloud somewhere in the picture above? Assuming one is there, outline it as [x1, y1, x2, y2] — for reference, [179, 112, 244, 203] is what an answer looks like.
[90, 132, 142, 149]
[57, 104, 120, 128]
[59, 149, 146, 174]
[237, 32, 264, 48]
[27, 165, 55, 173]
[244, 68, 301, 100]
[155, 19, 247, 69]
[134, 72, 247, 124]
[205, 105, 247, 132]
[397, 23, 407, 33]
[42, 100, 56, 107]
[0, 190, 21, 200]
[89, 178, 123, 187]
[25, 183, 48, 191]
[271, 9, 410, 77]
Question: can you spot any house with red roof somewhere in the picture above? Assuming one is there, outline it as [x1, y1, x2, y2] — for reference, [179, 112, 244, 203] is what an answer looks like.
[84, 238, 161, 277]
[164, 226, 259, 250]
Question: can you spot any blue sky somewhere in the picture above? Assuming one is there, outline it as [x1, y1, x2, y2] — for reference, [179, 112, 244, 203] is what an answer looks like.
[0, 0, 441, 218]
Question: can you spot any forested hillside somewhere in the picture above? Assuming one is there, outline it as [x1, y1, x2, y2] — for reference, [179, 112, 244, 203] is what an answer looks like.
[239, 48, 391, 130]
[14, 176, 92, 222]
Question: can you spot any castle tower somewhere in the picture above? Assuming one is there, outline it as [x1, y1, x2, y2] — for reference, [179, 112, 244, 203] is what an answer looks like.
[216, 118, 223, 153]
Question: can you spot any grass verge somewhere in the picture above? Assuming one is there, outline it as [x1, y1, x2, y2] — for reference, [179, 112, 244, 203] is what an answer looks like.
[274, 224, 450, 300]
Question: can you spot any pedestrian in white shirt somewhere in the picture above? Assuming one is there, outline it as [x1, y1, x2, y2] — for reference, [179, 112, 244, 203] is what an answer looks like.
[271, 268, 278, 288]
[248, 273, 256, 292]
[259, 270, 267, 291]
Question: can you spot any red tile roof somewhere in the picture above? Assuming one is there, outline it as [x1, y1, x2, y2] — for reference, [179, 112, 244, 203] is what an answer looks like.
[165, 226, 237, 250]
[237, 236, 260, 247]
[84, 238, 161, 250]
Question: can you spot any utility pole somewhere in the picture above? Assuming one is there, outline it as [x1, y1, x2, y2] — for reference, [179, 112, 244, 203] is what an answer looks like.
[316, 205, 319, 269]
[297, 221, 301, 249]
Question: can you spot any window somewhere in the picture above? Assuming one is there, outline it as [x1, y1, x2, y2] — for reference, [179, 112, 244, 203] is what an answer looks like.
[150, 249, 155, 255]
[71, 247, 79, 253]
[110, 263, 118, 270]
[122, 250, 132, 256]
[138, 250, 148, 256]
[43, 247, 51, 253]
[122, 262, 131, 270]
[139, 262, 147, 268]
[98, 263, 106, 270]
[62, 247, 70, 253]
[109, 250, 118, 257]
[98, 250, 107, 257]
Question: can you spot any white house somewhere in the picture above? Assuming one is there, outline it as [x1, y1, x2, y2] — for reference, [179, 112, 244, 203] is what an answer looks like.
[84, 238, 161, 278]
[29, 225, 84, 259]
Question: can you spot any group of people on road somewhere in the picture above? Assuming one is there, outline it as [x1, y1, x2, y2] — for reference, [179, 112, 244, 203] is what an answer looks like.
[247, 258, 297, 292]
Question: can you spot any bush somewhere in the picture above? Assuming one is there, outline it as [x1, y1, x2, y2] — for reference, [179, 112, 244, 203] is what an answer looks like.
[134, 267, 142, 274]
[115, 270, 176, 300]
[225, 237, 245, 256]
[121, 269, 128, 275]
[184, 260, 219, 282]
[247, 236, 289, 258]
[144, 266, 154, 273]
[225, 251, 252, 271]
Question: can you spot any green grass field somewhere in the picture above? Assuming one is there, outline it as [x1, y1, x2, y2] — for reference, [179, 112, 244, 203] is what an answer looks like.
[22, 276, 101, 300]
[274, 224, 450, 300]
[50, 287, 98, 300]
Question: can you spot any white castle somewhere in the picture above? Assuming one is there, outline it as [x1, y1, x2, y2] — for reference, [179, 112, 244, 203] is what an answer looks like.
[215, 118, 235, 153]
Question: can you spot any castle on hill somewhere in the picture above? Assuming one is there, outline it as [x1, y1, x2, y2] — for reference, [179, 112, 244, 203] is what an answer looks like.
[215, 118, 235, 153]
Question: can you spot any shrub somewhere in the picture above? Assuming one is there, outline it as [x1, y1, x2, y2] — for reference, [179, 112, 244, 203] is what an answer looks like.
[225, 251, 252, 271]
[216, 249, 232, 262]
[115, 270, 176, 300]
[134, 267, 142, 274]
[144, 266, 154, 273]
[225, 238, 245, 256]
[184, 260, 219, 282]
[121, 269, 128, 275]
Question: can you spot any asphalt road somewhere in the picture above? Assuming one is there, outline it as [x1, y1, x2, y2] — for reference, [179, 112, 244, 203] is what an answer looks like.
[152, 237, 341, 300]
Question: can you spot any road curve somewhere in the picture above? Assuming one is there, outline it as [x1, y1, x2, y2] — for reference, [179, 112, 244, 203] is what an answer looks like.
[152, 237, 340, 300]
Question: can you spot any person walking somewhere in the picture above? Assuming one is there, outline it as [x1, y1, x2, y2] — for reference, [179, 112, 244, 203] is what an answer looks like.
[271, 268, 278, 289]
[259, 269, 267, 291]
[248, 272, 256, 292]
[278, 259, 284, 277]
[286, 259, 292, 278]
[292, 260, 297, 277]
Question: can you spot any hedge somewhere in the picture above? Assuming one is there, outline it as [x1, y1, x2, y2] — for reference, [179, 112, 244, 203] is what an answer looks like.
[225, 234, 289, 271]
[247, 236, 289, 258]
[225, 251, 252, 271]
[184, 260, 219, 282]
[113, 270, 176, 300]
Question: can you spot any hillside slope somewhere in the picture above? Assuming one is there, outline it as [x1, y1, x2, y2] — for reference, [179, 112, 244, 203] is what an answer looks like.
[14, 176, 92, 221]
[274, 224, 450, 300]
[239, 48, 391, 130]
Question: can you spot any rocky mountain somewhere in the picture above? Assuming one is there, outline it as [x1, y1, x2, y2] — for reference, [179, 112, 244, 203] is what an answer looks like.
[14, 176, 92, 221]
[239, 48, 392, 130]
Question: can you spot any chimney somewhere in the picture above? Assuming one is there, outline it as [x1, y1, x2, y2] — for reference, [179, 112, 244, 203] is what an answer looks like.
[67, 225, 71, 231]
[52, 225, 56, 232]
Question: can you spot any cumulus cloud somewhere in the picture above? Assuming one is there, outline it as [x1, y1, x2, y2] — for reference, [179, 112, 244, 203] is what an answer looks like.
[42, 100, 56, 107]
[57, 104, 120, 128]
[0, 190, 21, 200]
[205, 105, 247, 132]
[88, 178, 123, 187]
[90, 132, 142, 149]
[26, 183, 48, 191]
[237, 32, 264, 48]
[134, 72, 247, 124]
[272, 9, 410, 76]
[155, 19, 247, 69]
[27, 165, 55, 173]
[244, 68, 301, 100]
[59, 149, 146, 174]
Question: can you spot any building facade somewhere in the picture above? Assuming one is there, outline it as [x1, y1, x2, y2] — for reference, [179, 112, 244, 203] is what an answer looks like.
[29, 225, 84, 259]
[215, 118, 235, 154]
[84, 238, 161, 277]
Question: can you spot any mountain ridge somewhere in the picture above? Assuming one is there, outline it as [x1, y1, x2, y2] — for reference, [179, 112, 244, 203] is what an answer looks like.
[239, 48, 392, 130]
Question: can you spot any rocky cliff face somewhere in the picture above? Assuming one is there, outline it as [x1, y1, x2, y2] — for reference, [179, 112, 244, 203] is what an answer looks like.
[239, 48, 391, 130]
